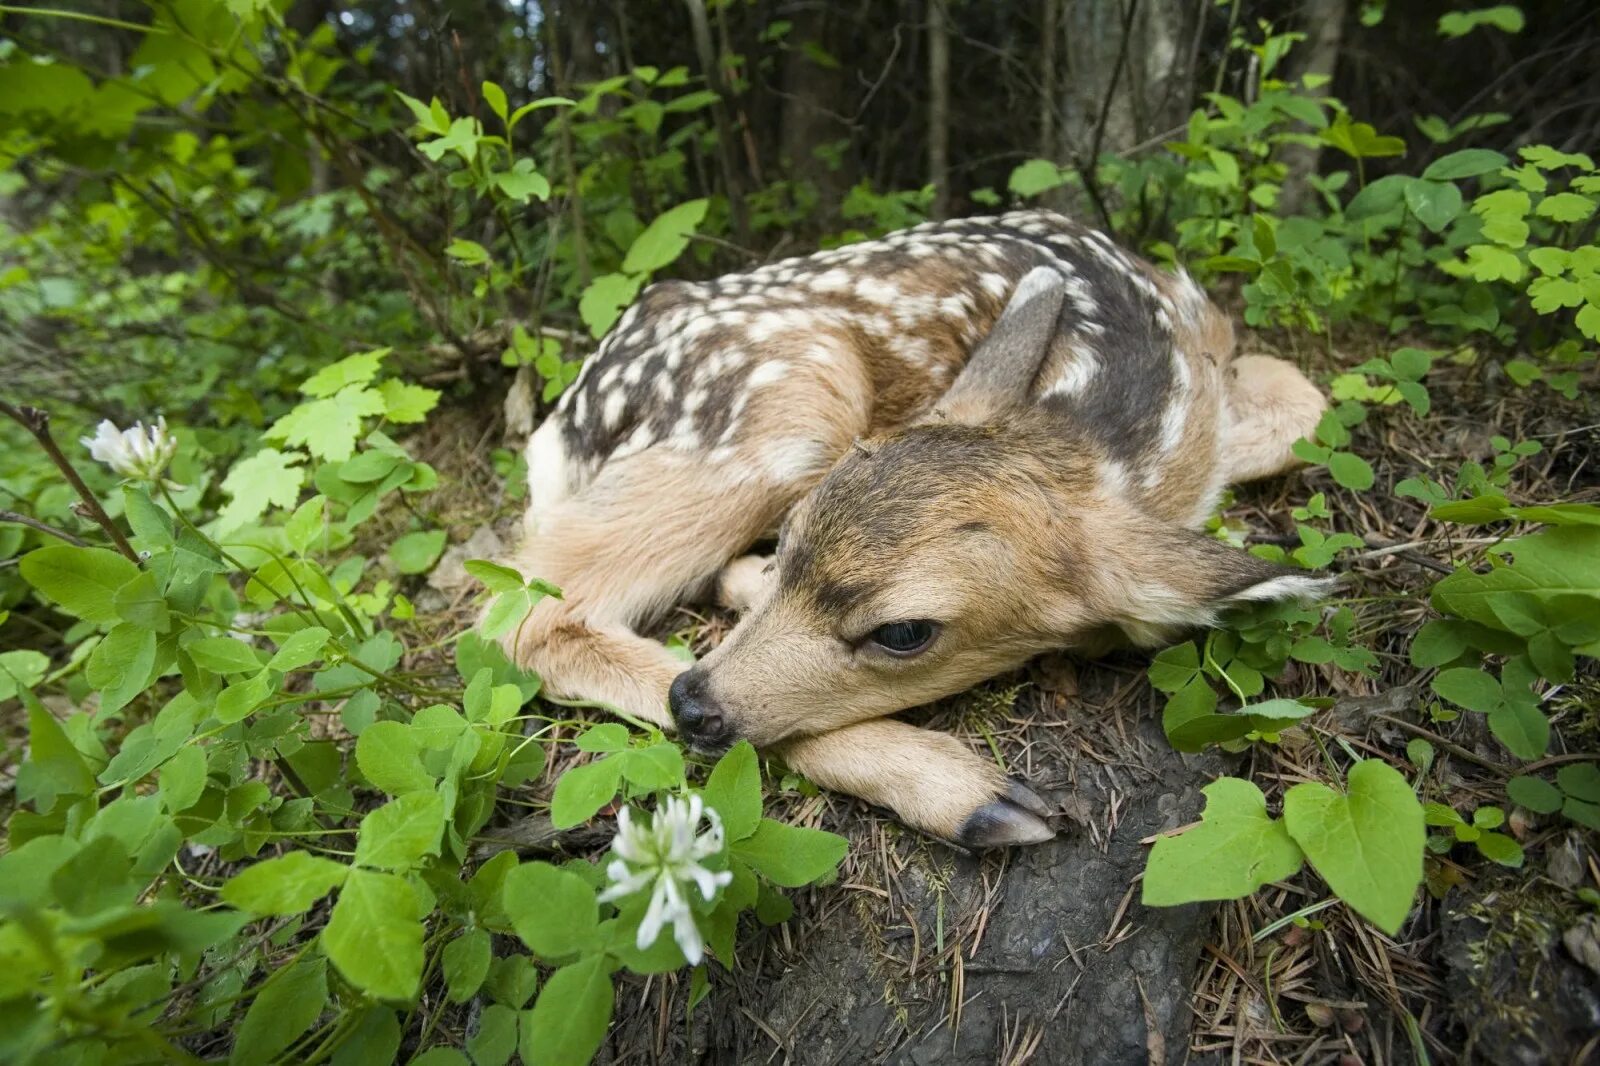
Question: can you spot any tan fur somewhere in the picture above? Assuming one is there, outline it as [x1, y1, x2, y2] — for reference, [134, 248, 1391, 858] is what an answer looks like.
[774, 720, 1014, 842]
[507, 451, 781, 725]
[1223, 354, 1330, 482]
[504, 215, 1331, 845]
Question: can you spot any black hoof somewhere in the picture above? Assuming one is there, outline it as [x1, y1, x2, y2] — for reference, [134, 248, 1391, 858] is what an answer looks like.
[955, 779, 1055, 849]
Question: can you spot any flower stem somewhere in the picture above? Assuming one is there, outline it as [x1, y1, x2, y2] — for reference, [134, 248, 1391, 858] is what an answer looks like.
[0, 400, 140, 562]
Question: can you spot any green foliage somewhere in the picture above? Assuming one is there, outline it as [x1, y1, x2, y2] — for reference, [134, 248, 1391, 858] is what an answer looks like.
[1, 360, 841, 1064]
[1146, 761, 1425, 936]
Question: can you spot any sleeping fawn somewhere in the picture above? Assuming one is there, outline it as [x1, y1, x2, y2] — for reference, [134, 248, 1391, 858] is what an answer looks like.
[500, 210, 1330, 848]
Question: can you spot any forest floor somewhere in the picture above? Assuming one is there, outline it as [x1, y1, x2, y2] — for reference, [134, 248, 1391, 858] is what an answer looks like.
[385, 320, 1599, 1065]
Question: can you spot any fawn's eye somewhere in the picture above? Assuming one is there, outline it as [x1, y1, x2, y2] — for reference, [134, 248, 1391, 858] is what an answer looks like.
[867, 620, 939, 657]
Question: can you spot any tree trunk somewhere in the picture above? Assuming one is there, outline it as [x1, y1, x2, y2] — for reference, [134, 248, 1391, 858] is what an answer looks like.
[1278, 0, 1349, 215]
[1054, 0, 1202, 163]
[780, 3, 849, 229]
[927, 0, 951, 219]
[685, 0, 751, 244]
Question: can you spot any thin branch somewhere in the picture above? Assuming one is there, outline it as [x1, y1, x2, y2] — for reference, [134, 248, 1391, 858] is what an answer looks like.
[0, 510, 87, 547]
[0, 400, 139, 563]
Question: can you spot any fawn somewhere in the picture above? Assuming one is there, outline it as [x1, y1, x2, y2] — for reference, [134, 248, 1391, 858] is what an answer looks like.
[502, 210, 1330, 848]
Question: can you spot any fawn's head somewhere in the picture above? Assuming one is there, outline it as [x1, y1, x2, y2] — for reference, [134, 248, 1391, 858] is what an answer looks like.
[670, 267, 1330, 751]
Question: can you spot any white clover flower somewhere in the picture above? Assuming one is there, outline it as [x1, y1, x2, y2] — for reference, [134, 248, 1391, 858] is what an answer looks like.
[597, 794, 733, 965]
[81, 417, 177, 483]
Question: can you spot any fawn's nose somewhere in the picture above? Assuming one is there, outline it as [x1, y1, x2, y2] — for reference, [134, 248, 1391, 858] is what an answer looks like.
[669, 670, 730, 751]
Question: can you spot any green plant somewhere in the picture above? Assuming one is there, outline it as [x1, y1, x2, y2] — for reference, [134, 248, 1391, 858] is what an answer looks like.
[1423, 802, 1524, 867]
[0, 356, 845, 1065]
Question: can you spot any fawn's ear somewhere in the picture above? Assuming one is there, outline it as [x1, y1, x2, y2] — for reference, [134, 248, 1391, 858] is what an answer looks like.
[1097, 526, 1336, 646]
[936, 266, 1068, 424]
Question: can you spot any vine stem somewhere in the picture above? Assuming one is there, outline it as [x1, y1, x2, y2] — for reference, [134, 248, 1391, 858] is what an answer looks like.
[0, 4, 165, 34]
[0, 400, 140, 563]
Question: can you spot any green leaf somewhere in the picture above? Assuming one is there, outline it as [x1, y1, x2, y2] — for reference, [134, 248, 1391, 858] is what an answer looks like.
[495, 159, 551, 203]
[1474, 830, 1523, 867]
[20, 545, 140, 624]
[1506, 774, 1562, 813]
[1345, 174, 1410, 221]
[1557, 764, 1600, 803]
[1404, 179, 1462, 233]
[1536, 191, 1596, 223]
[465, 559, 526, 593]
[485, 954, 540, 1008]
[482, 80, 508, 122]
[1143, 777, 1304, 905]
[1438, 6, 1525, 37]
[389, 530, 447, 575]
[446, 238, 490, 266]
[703, 741, 762, 841]
[549, 756, 623, 828]
[443, 928, 492, 1004]
[519, 955, 613, 1066]
[378, 379, 441, 424]
[114, 569, 171, 632]
[222, 851, 349, 915]
[731, 818, 848, 888]
[1433, 528, 1600, 631]
[158, 744, 207, 813]
[323, 869, 425, 1001]
[269, 627, 331, 672]
[1488, 701, 1548, 760]
[301, 349, 389, 398]
[576, 723, 630, 753]
[1422, 148, 1510, 181]
[468, 1004, 519, 1066]
[231, 957, 327, 1066]
[331, 1008, 402, 1066]
[356, 791, 445, 871]
[1327, 451, 1375, 490]
[1008, 158, 1069, 197]
[356, 721, 435, 795]
[1148, 642, 1202, 693]
[622, 198, 710, 275]
[267, 386, 387, 463]
[502, 861, 600, 959]
[215, 672, 274, 724]
[0, 649, 49, 702]
[86, 622, 157, 714]
[578, 271, 645, 338]
[1282, 760, 1424, 935]
[218, 447, 308, 533]
[1474, 188, 1532, 247]
[1431, 668, 1502, 714]
[18, 697, 97, 809]
[619, 742, 684, 790]
[186, 636, 264, 674]
[1465, 244, 1525, 283]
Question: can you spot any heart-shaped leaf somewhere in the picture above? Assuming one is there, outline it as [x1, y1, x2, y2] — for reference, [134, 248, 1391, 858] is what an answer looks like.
[1283, 760, 1424, 935]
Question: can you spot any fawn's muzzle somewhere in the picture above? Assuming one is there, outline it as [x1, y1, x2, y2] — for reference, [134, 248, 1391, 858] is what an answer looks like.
[669, 670, 732, 752]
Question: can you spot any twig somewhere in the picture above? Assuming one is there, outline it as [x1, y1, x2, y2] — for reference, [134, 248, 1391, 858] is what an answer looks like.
[0, 510, 87, 547]
[1372, 714, 1509, 774]
[0, 400, 139, 563]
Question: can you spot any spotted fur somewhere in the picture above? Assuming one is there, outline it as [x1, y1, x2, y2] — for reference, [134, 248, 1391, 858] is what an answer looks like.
[502, 210, 1329, 847]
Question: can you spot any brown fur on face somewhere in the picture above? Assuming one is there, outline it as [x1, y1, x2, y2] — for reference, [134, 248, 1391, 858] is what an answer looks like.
[681, 408, 1323, 749]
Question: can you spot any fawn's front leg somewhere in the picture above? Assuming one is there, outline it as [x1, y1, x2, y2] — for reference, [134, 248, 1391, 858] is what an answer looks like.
[774, 720, 1055, 848]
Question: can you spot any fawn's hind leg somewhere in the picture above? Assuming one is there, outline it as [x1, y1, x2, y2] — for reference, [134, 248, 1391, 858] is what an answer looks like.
[716, 554, 774, 613]
[505, 450, 784, 727]
[775, 720, 1055, 848]
[1222, 354, 1328, 483]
